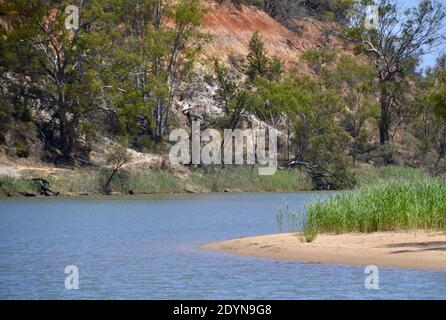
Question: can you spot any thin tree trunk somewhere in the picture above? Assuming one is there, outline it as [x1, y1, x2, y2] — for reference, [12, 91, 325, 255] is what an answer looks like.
[379, 83, 391, 145]
[435, 126, 446, 168]
[104, 168, 119, 195]
[57, 88, 73, 161]
[286, 116, 291, 166]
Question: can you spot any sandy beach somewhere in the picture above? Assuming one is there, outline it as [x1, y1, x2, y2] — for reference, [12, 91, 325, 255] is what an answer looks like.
[201, 231, 446, 270]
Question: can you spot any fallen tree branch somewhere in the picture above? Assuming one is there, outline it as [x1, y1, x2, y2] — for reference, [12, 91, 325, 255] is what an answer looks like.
[31, 178, 59, 196]
[287, 160, 352, 190]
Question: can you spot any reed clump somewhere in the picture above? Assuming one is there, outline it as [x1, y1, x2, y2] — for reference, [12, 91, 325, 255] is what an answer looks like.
[304, 179, 446, 234]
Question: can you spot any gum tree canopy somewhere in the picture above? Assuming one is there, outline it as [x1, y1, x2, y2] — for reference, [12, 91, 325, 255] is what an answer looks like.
[340, 0, 445, 145]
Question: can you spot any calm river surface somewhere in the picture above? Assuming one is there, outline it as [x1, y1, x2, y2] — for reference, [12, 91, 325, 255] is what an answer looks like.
[0, 192, 445, 299]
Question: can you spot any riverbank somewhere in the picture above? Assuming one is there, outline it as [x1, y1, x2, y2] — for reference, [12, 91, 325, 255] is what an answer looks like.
[201, 231, 446, 270]
[0, 166, 312, 197]
[0, 163, 434, 198]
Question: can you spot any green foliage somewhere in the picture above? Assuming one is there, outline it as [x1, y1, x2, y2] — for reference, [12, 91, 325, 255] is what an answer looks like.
[342, 0, 445, 146]
[245, 47, 373, 189]
[213, 59, 237, 112]
[297, 223, 319, 243]
[293, 49, 356, 189]
[355, 165, 431, 186]
[212, 59, 258, 131]
[431, 67, 446, 122]
[268, 55, 285, 81]
[300, 48, 336, 76]
[246, 31, 270, 81]
[0, 0, 205, 162]
[0, 101, 13, 144]
[271, 168, 434, 241]
[304, 179, 446, 234]
[0, 166, 313, 197]
[246, 31, 284, 81]
[252, 77, 307, 125]
[400, 55, 446, 168]
[103, 141, 132, 194]
[0, 0, 111, 161]
[275, 199, 318, 242]
[190, 166, 312, 192]
[106, 143, 131, 169]
[14, 141, 30, 158]
[0, 176, 37, 197]
[103, 0, 205, 142]
[0, 97, 34, 157]
[0, 0, 445, 183]
[276, 200, 298, 232]
[332, 55, 379, 162]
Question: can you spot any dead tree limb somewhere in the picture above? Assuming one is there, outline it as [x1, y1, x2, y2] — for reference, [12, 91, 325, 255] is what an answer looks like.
[31, 178, 59, 196]
[287, 160, 351, 190]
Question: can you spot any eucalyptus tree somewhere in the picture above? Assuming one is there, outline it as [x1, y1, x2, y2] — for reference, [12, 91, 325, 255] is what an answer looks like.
[104, 0, 204, 143]
[330, 55, 379, 163]
[431, 58, 446, 122]
[339, 0, 445, 146]
[0, 0, 107, 162]
[428, 55, 446, 165]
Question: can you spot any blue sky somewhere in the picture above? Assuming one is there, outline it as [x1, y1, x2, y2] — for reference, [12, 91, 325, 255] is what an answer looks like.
[400, 0, 446, 69]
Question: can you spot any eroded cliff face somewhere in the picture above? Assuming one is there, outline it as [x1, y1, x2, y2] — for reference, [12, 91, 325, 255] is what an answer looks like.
[200, 0, 338, 66]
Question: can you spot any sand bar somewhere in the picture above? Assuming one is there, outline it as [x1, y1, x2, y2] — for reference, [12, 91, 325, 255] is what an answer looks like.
[201, 231, 446, 270]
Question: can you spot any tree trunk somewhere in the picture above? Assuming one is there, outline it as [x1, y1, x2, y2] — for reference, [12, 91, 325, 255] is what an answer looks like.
[435, 126, 446, 168]
[104, 168, 118, 195]
[153, 98, 164, 143]
[435, 151, 445, 168]
[57, 90, 73, 162]
[379, 83, 391, 145]
[286, 117, 291, 165]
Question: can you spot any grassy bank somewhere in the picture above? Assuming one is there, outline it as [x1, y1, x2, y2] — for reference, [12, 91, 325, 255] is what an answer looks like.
[0, 164, 440, 198]
[0, 175, 35, 196]
[302, 178, 446, 237]
[355, 165, 433, 186]
[0, 166, 312, 197]
[189, 166, 312, 192]
[267, 165, 445, 241]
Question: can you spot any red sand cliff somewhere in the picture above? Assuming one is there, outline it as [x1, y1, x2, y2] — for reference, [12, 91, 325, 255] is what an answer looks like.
[200, 0, 336, 66]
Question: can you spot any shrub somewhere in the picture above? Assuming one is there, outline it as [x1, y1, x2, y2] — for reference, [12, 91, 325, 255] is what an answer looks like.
[14, 141, 30, 158]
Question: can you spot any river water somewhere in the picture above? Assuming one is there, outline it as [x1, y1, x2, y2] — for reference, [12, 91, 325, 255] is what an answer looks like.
[0, 192, 445, 299]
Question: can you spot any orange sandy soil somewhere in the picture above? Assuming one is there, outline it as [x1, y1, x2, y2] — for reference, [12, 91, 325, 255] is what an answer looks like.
[199, 0, 339, 66]
[201, 231, 446, 270]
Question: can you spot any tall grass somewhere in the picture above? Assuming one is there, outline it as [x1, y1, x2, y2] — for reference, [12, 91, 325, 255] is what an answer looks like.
[304, 179, 446, 234]
[190, 166, 312, 192]
[48, 169, 189, 195]
[355, 165, 431, 187]
[126, 170, 187, 194]
[0, 175, 36, 196]
[0, 166, 312, 197]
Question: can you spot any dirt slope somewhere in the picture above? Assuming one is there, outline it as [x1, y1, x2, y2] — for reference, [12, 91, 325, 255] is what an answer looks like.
[200, 1, 335, 65]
